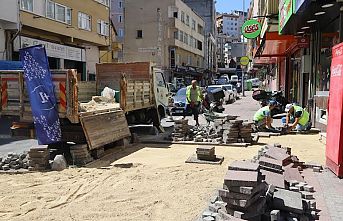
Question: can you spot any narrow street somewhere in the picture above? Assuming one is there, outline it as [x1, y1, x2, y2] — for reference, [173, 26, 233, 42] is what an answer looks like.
[0, 94, 332, 221]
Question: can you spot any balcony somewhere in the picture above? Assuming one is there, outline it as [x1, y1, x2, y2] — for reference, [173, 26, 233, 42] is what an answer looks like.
[264, 0, 279, 16]
[112, 42, 122, 50]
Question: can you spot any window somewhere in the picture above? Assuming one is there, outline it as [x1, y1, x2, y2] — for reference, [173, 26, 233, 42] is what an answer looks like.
[173, 12, 178, 18]
[78, 12, 91, 31]
[192, 19, 196, 30]
[186, 15, 190, 26]
[97, 20, 109, 36]
[46, 1, 55, 19]
[137, 30, 143, 38]
[21, 0, 33, 12]
[119, 1, 123, 8]
[174, 30, 178, 40]
[181, 11, 185, 23]
[197, 40, 202, 51]
[184, 33, 188, 45]
[118, 15, 123, 23]
[179, 31, 183, 42]
[46, 1, 71, 24]
[197, 24, 203, 34]
[118, 28, 124, 37]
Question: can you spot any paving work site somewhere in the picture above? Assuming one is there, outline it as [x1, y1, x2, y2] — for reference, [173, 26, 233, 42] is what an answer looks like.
[1, 93, 341, 221]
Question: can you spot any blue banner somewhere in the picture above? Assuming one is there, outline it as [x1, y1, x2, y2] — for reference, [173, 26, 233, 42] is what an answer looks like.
[19, 45, 61, 144]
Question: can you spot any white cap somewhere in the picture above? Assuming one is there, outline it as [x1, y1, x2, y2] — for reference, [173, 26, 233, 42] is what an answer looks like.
[285, 104, 293, 112]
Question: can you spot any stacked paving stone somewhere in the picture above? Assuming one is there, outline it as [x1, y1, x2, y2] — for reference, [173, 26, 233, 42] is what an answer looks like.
[200, 143, 320, 221]
[0, 152, 29, 171]
[239, 123, 253, 143]
[222, 120, 242, 143]
[196, 146, 216, 161]
[28, 146, 50, 171]
[172, 119, 190, 141]
[70, 144, 94, 165]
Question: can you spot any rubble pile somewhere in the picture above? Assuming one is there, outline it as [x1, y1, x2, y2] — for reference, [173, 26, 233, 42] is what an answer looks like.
[28, 146, 50, 171]
[170, 117, 254, 144]
[70, 144, 94, 166]
[0, 152, 29, 171]
[200, 144, 321, 221]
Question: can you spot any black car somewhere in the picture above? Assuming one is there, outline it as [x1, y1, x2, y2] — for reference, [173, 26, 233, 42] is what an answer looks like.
[170, 88, 192, 116]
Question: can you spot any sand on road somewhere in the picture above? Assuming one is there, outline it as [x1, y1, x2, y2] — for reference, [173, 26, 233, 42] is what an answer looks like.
[0, 134, 324, 221]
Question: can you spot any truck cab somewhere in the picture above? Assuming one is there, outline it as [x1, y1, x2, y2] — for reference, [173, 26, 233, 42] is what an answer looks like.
[153, 69, 170, 118]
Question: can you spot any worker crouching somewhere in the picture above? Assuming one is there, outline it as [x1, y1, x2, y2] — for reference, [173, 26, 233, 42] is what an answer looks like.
[283, 104, 311, 132]
[253, 100, 277, 131]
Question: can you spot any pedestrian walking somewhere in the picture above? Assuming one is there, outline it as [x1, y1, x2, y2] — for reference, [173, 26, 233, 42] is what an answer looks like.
[185, 80, 203, 126]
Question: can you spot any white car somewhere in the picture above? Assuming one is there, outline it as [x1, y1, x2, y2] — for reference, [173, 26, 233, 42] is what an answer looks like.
[222, 84, 238, 101]
[207, 85, 232, 104]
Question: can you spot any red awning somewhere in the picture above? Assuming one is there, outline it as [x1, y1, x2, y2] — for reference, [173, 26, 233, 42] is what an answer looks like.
[258, 32, 298, 57]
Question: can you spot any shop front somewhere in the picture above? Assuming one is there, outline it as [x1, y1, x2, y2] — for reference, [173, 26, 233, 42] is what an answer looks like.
[13, 36, 86, 78]
[279, 0, 340, 131]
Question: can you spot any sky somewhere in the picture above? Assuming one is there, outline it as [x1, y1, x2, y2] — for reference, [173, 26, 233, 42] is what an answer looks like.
[215, 0, 251, 13]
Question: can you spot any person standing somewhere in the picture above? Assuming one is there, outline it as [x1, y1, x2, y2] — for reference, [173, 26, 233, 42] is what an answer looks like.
[253, 100, 277, 131]
[283, 104, 310, 132]
[186, 80, 203, 126]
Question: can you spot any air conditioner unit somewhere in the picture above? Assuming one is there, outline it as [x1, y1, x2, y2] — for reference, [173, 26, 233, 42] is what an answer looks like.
[301, 55, 310, 73]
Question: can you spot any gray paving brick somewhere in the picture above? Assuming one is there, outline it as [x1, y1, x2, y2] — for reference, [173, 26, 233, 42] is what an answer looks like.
[224, 170, 259, 187]
[228, 160, 260, 171]
[273, 188, 303, 214]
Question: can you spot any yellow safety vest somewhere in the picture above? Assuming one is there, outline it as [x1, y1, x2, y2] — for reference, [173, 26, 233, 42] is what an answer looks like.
[293, 105, 309, 126]
[254, 106, 270, 122]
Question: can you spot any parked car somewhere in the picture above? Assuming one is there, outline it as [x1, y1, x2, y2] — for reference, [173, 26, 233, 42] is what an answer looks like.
[230, 75, 239, 83]
[170, 87, 192, 116]
[217, 76, 229, 85]
[207, 85, 233, 104]
[250, 78, 261, 87]
[222, 84, 238, 100]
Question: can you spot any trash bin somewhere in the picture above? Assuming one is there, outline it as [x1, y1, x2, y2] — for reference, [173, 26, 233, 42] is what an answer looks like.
[115, 90, 120, 103]
[247, 81, 253, 91]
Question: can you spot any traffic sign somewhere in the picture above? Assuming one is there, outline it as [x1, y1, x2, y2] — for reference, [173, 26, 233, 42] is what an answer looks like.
[240, 56, 250, 66]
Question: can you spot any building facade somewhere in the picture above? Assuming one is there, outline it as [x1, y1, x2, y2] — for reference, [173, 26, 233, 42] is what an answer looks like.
[124, 0, 205, 82]
[15, 0, 111, 80]
[217, 13, 241, 41]
[0, 0, 19, 61]
[182, 0, 217, 73]
[110, 0, 124, 62]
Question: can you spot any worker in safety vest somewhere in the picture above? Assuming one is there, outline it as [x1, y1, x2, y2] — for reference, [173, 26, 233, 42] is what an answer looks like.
[186, 80, 203, 126]
[253, 100, 277, 131]
[284, 104, 310, 132]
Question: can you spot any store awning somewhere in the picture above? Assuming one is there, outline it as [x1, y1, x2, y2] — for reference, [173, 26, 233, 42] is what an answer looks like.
[256, 32, 298, 57]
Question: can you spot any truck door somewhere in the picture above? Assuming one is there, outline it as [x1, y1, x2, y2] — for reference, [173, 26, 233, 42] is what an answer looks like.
[155, 71, 169, 111]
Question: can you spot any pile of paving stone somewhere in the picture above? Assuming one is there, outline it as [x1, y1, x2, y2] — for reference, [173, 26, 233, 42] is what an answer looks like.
[172, 119, 190, 141]
[28, 146, 50, 171]
[199, 143, 321, 221]
[196, 146, 216, 161]
[170, 117, 254, 144]
[0, 152, 29, 171]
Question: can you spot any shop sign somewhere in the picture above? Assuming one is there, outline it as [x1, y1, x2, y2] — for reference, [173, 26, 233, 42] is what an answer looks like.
[297, 37, 309, 48]
[294, 0, 306, 13]
[241, 20, 262, 39]
[279, 0, 293, 33]
[240, 56, 250, 66]
[14, 36, 85, 62]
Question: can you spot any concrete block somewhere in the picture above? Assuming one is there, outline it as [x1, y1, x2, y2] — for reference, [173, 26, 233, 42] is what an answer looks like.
[270, 210, 280, 221]
[273, 188, 304, 214]
[210, 194, 219, 204]
[259, 156, 283, 171]
[284, 168, 304, 183]
[233, 211, 244, 219]
[309, 200, 316, 210]
[202, 211, 212, 218]
[300, 191, 313, 200]
[289, 180, 299, 186]
[224, 170, 259, 187]
[303, 185, 314, 192]
[208, 204, 220, 213]
[294, 184, 304, 191]
[289, 187, 299, 192]
[261, 169, 285, 189]
[228, 160, 260, 171]
[2, 164, 9, 171]
[264, 147, 291, 165]
[313, 167, 321, 172]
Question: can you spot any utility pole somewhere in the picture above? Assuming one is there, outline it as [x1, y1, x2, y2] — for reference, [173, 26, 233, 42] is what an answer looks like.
[157, 8, 163, 69]
[241, 0, 246, 97]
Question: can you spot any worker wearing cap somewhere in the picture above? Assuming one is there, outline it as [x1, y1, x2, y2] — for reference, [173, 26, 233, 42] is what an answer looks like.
[253, 101, 277, 131]
[186, 80, 203, 126]
[284, 104, 310, 132]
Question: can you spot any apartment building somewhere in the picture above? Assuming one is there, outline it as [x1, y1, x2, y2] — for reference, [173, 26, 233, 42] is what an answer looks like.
[124, 0, 205, 81]
[110, 0, 124, 61]
[182, 0, 217, 73]
[217, 13, 241, 41]
[0, 0, 19, 60]
[14, 0, 111, 80]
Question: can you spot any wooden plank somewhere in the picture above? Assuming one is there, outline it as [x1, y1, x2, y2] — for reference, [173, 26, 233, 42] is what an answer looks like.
[80, 109, 131, 150]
